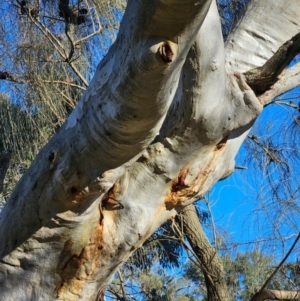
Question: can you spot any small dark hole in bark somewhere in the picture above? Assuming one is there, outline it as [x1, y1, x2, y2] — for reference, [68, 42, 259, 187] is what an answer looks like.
[133, 115, 137, 118]
[98, 245, 103, 250]
[70, 186, 78, 194]
[32, 181, 38, 191]
[48, 151, 55, 162]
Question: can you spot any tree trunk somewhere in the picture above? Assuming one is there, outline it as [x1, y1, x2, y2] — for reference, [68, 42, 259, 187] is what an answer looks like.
[0, 0, 300, 300]
[178, 204, 231, 301]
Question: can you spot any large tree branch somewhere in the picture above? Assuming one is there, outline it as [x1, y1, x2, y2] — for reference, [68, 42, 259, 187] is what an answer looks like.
[225, 0, 300, 74]
[244, 32, 300, 96]
[226, 2, 300, 105]
[0, 1, 214, 300]
[258, 62, 300, 106]
[1, 1, 300, 300]
[251, 289, 300, 301]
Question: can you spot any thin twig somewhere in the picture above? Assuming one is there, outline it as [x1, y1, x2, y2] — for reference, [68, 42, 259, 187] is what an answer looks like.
[204, 197, 217, 248]
[27, 9, 89, 87]
[41, 80, 86, 91]
[259, 232, 300, 293]
[117, 269, 128, 301]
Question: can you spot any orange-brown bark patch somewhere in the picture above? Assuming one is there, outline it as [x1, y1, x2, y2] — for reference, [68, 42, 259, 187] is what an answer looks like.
[215, 135, 228, 150]
[165, 168, 192, 209]
[56, 221, 104, 298]
[165, 144, 226, 209]
[171, 169, 189, 192]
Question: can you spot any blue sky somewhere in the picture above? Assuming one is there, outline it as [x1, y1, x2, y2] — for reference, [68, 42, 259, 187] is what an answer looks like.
[208, 83, 300, 260]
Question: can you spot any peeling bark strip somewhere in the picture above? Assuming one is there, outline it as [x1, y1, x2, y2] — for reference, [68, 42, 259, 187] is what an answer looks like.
[0, 0, 300, 300]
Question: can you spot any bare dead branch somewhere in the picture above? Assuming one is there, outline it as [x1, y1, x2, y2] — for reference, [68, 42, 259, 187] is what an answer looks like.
[258, 62, 300, 106]
[244, 32, 300, 96]
[74, 29, 102, 45]
[271, 100, 299, 109]
[25, 6, 89, 87]
[64, 24, 75, 63]
[248, 135, 289, 167]
[40, 80, 86, 91]
[117, 269, 128, 301]
[250, 232, 300, 301]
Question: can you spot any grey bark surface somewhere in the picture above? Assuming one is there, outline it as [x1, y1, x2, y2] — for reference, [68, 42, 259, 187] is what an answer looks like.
[0, 0, 300, 300]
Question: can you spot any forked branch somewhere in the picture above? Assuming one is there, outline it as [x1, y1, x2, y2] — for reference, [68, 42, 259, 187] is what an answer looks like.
[250, 233, 300, 301]
[244, 32, 300, 96]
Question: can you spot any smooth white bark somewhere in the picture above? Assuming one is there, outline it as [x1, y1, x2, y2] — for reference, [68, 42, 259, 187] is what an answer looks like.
[0, 0, 300, 300]
[225, 0, 300, 73]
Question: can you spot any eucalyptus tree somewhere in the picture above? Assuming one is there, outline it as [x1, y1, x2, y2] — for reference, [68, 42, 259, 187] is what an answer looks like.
[1, 0, 300, 301]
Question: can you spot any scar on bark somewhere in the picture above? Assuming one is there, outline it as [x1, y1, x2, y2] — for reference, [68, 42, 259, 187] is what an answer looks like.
[101, 183, 124, 211]
[216, 135, 229, 150]
[172, 169, 189, 192]
[166, 143, 229, 210]
[165, 168, 192, 209]
[158, 41, 174, 63]
[99, 183, 124, 224]
[48, 149, 59, 170]
[244, 32, 300, 96]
